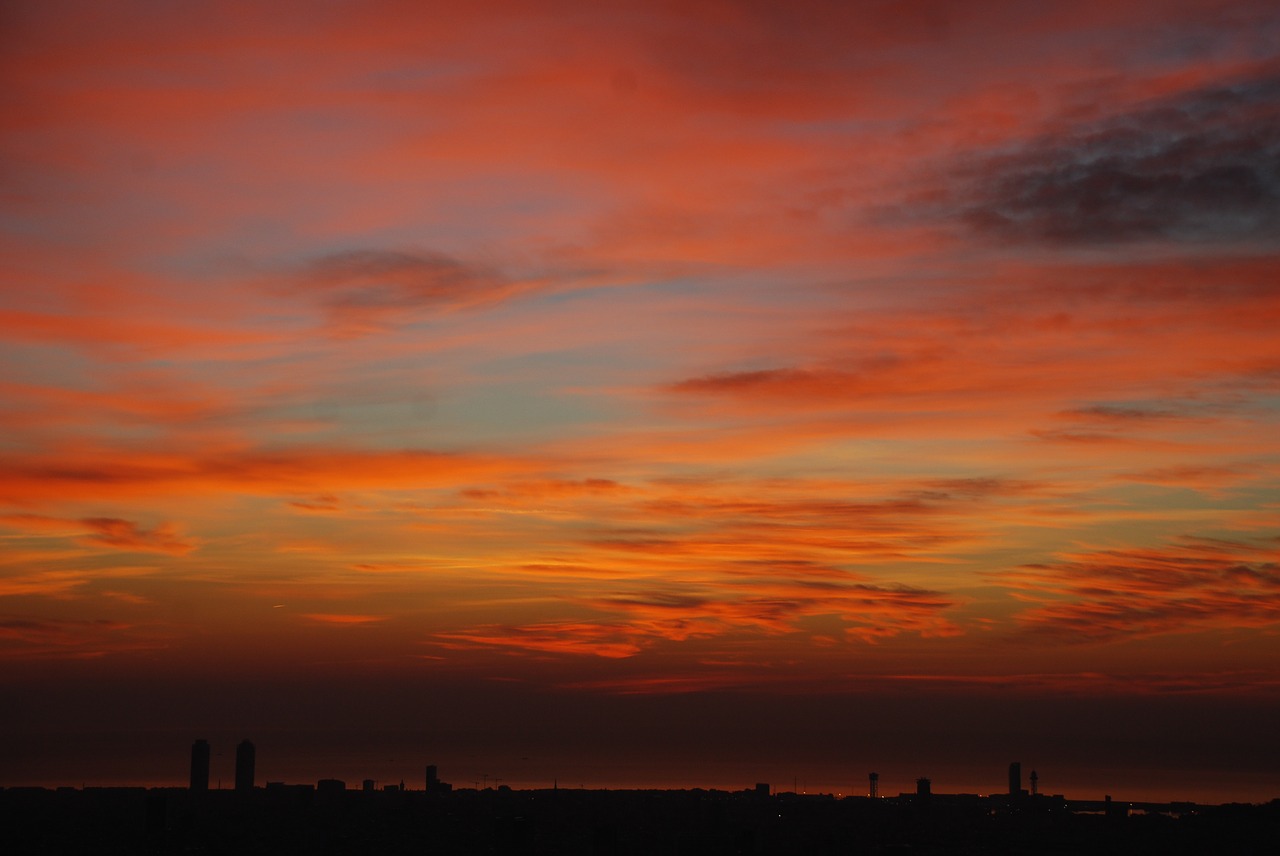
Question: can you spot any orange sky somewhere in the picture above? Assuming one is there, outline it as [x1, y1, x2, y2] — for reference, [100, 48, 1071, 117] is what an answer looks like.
[2, 0, 1279, 802]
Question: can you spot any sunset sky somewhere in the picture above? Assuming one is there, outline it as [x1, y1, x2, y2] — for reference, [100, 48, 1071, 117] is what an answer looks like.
[2, 0, 1279, 803]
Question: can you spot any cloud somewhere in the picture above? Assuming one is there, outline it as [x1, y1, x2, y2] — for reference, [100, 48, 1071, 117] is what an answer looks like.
[1062, 405, 1184, 422]
[0, 513, 196, 555]
[667, 367, 851, 399]
[0, 445, 532, 505]
[303, 613, 388, 626]
[0, 616, 165, 659]
[586, 580, 961, 645]
[436, 622, 643, 659]
[960, 70, 1280, 244]
[993, 537, 1280, 642]
[288, 494, 345, 512]
[0, 309, 268, 358]
[0, 571, 91, 598]
[435, 572, 961, 661]
[426, 478, 974, 659]
[76, 518, 196, 555]
[459, 478, 624, 501]
[1114, 465, 1255, 493]
[287, 249, 523, 336]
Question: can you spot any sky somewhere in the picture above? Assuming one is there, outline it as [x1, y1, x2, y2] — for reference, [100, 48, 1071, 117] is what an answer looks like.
[1, 0, 1279, 803]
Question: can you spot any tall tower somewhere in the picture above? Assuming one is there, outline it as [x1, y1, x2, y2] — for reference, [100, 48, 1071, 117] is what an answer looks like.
[1008, 761, 1022, 797]
[190, 739, 210, 792]
[1030, 769, 1039, 796]
[868, 772, 879, 799]
[235, 739, 256, 792]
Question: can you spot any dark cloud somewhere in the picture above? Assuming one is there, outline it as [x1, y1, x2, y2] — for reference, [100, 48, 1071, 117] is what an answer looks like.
[287, 493, 344, 512]
[291, 249, 514, 334]
[914, 477, 1039, 500]
[963, 72, 1280, 244]
[663, 359, 915, 402]
[667, 367, 824, 395]
[1062, 405, 1181, 421]
[305, 249, 489, 303]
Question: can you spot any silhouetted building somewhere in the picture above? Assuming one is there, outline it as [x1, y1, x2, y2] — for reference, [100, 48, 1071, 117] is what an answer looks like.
[754, 782, 770, 797]
[425, 763, 452, 794]
[235, 740, 255, 791]
[1009, 762, 1022, 797]
[317, 778, 345, 795]
[1030, 769, 1039, 796]
[869, 772, 879, 799]
[916, 777, 931, 797]
[362, 779, 375, 792]
[190, 739, 210, 792]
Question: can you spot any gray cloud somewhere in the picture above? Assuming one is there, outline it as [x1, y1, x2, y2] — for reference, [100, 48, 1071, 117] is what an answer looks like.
[304, 250, 493, 305]
[289, 249, 515, 335]
[962, 72, 1280, 244]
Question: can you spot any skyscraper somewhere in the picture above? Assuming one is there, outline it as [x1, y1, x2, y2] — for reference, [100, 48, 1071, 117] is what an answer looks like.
[235, 739, 255, 792]
[190, 739, 210, 792]
[1008, 761, 1022, 797]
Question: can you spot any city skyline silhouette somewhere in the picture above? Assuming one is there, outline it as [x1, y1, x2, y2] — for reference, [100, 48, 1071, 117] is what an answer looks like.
[3, 742, 1277, 856]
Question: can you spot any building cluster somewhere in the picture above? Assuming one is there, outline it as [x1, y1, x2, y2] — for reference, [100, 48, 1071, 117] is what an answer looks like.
[189, 737, 1054, 803]
[188, 739, 255, 793]
[189, 739, 451, 795]
[179, 742, 1145, 823]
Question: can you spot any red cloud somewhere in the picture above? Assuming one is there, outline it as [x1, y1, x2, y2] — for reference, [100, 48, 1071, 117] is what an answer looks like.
[437, 622, 643, 659]
[0, 445, 534, 505]
[993, 537, 1280, 642]
[77, 518, 195, 555]
[0, 513, 195, 555]
[303, 613, 389, 626]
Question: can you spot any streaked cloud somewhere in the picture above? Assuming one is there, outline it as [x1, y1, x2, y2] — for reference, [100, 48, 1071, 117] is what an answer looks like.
[995, 537, 1280, 642]
[303, 613, 389, 626]
[283, 249, 526, 337]
[0, 617, 166, 660]
[437, 622, 643, 659]
[0, 514, 195, 555]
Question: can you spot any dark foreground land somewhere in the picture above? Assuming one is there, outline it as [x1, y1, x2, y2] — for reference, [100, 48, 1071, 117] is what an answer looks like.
[2, 785, 1277, 855]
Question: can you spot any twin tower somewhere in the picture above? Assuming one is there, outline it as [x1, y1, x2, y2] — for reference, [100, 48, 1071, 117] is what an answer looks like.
[190, 739, 254, 792]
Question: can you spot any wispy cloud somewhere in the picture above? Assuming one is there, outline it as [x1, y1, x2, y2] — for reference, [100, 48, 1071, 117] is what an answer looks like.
[437, 622, 643, 659]
[303, 613, 389, 626]
[283, 249, 528, 337]
[0, 445, 533, 505]
[993, 537, 1280, 642]
[0, 616, 167, 660]
[0, 514, 196, 555]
